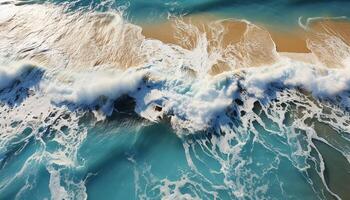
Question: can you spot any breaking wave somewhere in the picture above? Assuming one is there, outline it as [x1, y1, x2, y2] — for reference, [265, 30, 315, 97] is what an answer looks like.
[0, 1, 350, 199]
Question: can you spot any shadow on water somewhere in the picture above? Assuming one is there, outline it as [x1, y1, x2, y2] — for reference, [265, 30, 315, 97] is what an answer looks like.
[82, 121, 186, 199]
[77, 96, 187, 199]
[0, 128, 33, 170]
[0, 66, 44, 107]
[312, 139, 350, 200]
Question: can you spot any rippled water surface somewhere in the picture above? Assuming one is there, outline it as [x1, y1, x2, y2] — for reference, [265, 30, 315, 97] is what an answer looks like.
[0, 0, 350, 199]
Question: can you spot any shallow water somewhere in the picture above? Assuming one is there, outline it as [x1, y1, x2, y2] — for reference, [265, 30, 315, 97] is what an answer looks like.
[0, 0, 350, 200]
[19, 0, 350, 26]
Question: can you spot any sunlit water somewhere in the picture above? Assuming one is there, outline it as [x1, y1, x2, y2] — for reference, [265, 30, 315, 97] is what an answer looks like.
[0, 0, 350, 199]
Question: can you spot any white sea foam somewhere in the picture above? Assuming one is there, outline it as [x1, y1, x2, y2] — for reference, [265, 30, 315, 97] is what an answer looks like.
[45, 68, 145, 109]
[242, 57, 350, 98]
[1, 2, 349, 133]
[0, 2, 350, 199]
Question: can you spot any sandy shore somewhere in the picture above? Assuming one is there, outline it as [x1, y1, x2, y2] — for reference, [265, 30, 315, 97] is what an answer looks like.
[141, 15, 350, 54]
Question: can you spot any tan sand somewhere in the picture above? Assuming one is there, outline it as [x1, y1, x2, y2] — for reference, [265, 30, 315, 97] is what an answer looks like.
[141, 15, 350, 54]
[141, 15, 308, 53]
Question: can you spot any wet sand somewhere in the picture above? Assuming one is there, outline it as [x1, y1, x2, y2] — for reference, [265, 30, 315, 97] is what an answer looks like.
[141, 15, 308, 53]
[309, 19, 350, 46]
[141, 15, 350, 54]
[2, 5, 349, 71]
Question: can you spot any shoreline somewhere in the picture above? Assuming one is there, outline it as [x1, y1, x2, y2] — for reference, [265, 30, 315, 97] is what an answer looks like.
[141, 14, 350, 54]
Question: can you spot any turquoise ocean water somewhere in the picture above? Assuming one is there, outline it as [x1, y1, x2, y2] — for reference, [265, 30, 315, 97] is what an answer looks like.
[0, 0, 350, 199]
[30, 0, 350, 25]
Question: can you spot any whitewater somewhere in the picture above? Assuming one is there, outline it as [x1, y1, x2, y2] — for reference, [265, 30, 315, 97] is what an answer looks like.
[0, 1, 349, 199]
